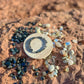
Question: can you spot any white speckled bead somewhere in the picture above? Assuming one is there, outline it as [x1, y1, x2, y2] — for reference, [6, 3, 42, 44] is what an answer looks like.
[60, 50, 67, 56]
[54, 69, 58, 73]
[67, 59, 74, 65]
[42, 71, 47, 76]
[35, 27, 41, 33]
[48, 73, 54, 78]
[53, 70, 58, 76]
[46, 64, 50, 68]
[72, 39, 78, 43]
[48, 65, 55, 72]
[46, 24, 51, 28]
[67, 45, 72, 51]
[69, 50, 74, 56]
[44, 60, 48, 65]
[65, 67, 69, 72]
[55, 66, 60, 70]
[55, 42, 62, 48]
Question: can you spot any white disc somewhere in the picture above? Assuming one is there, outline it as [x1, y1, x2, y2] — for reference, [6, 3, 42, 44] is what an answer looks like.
[23, 33, 53, 59]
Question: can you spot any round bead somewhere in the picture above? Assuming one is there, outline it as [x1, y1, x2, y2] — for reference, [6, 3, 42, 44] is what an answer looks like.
[48, 65, 55, 72]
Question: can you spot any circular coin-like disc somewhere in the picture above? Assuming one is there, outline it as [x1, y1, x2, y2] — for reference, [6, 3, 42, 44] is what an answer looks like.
[23, 33, 53, 59]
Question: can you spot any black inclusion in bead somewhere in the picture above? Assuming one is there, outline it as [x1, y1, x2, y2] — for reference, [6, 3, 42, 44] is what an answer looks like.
[17, 58, 21, 62]
[32, 22, 36, 25]
[25, 27, 28, 31]
[12, 75, 17, 80]
[41, 76, 45, 80]
[34, 68, 39, 71]
[23, 34, 27, 37]
[14, 36, 18, 39]
[18, 38, 22, 42]
[11, 38, 15, 42]
[12, 35, 15, 39]
[21, 62, 26, 67]
[14, 48, 19, 53]
[20, 58, 24, 62]
[12, 51, 16, 55]
[23, 66, 27, 72]
[5, 61, 11, 67]
[15, 39, 20, 43]
[8, 58, 12, 62]
[23, 38, 26, 41]
[18, 27, 24, 31]
[17, 64, 21, 68]
[30, 27, 33, 31]
[17, 75, 22, 80]
[12, 43, 15, 46]
[26, 62, 30, 66]
[20, 31, 23, 35]
[12, 64, 16, 67]
[10, 48, 15, 52]
[22, 58, 26, 62]
[16, 67, 21, 71]
[46, 70, 49, 74]
[2, 61, 6, 67]
[17, 70, 22, 75]
[12, 59, 16, 64]
[20, 71, 24, 76]
[23, 31, 27, 35]
[9, 73, 14, 77]
[35, 72, 39, 76]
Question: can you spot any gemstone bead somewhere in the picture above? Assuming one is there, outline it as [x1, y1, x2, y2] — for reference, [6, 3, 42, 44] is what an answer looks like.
[10, 48, 15, 52]
[54, 39, 58, 42]
[21, 62, 26, 67]
[46, 70, 49, 74]
[41, 76, 45, 80]
[48, 65, 55, 72]
[55, 42, 62, 48]
[9, 73, 14, 77]
[17, 75, 22, 80]
[34, 68, 39, 71]
[48, 73, 54, 78]
[5, 61, 11, 67]
[12, 75, 17, 80]
[12, 43, 15, 46]
[26, 62, 30, 66]
[12, 64, 16, 67]
[42, 71, 46, 76]
[14, 48, 19, 53]
[12, 51, 16, 55]
[32, 22, 36, 25]
[60, 26, 63, 31]
[2, 61, 6, 67]
[23, 67, 27, 72]
[67, 59, 74, 65]
[65, 42, 71, 46]
[35, 72, 39, 76]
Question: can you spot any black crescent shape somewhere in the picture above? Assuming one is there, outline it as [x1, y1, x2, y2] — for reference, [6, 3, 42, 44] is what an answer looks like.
[25, 37, 47, 53]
